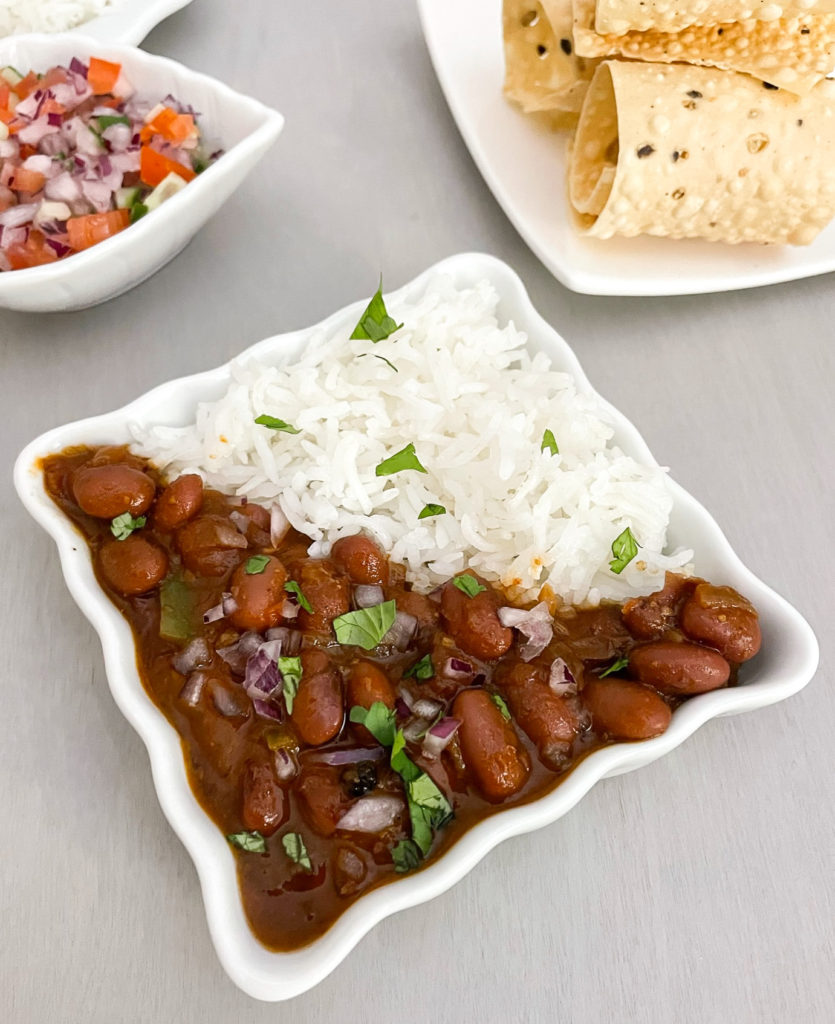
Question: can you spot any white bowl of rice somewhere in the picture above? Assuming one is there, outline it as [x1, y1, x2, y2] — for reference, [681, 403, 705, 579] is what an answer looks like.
[0, 33, 282, 311]
[2, 0, 195, 45]
[14, 253, 819, 999]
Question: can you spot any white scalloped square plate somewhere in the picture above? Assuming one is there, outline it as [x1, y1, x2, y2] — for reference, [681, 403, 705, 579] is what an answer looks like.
[14, 254, 818, 999]
[68, 0, 196, 45]
[417, 0, 835, 296]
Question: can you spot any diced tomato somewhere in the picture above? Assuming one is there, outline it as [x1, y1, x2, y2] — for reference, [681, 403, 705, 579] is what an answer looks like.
[18, 144, 38, 161]
[14, 72, 39, 101]
[9, 166, 45, 193]
[66, 208, 130, 251]
[0, 108, 17, 126]
[0, 84, 9, 108]
[41, 67, 68, 89]
[5, 230, 59, 270]
[140, 145, 195, 188]
[88, 57, 122, 96]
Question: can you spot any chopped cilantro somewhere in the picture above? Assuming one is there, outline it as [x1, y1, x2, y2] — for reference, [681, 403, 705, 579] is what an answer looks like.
[599, 656, 629, 678]
[452, 574, 486, 598]
[284, 579, 312, 614]
[226, 830, 266, 854]
[110, 512, 146, 541]
[277, 657, 302, 713]
[281, 832, 312, 872]
[349, 701, 397, 747]
[254, 414, 301, 434]
[402, 654, 434, 681]
[349, 278, 403, 342]
[95, 114, 131, 131]
[245, 554, 270, 575]
[333, 600, 397, 649]
[375, 443, 428, 477]
[490, 693, 511, 721]
[391, 838, 423, 873]
[541, 429, 559, 456]
[418, 503, 446, 520]
[129, 202, 148, 224]
[609, 526, 639, 575]
[374, 354, 398, 372]
[391, 730, 453, 855]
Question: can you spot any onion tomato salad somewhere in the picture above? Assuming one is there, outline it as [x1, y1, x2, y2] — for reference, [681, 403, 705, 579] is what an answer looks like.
[0, 56, 220, 271]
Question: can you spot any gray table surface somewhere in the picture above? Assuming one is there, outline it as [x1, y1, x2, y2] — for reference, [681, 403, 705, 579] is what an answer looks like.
[1, 2, 833, 1022]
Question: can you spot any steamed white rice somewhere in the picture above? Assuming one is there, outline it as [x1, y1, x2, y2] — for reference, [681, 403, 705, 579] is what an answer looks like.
[0, 0, 113, 35]
[132, 276, 692, 606]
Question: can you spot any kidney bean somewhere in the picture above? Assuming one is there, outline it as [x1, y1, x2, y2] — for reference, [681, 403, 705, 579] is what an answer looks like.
[291, 649, 345, 746]
[153, 474, 204, 531]
[241, 760, 287, 836]
[298, 766, 351, 837]
[176, 514, 248, 577]
[88, 445, 147, 470]
[293, 559, 351, 635]
[452, 689, 530, 803]
[629, 640, 730, 695]
[395, 589, 440, 633]
[347, 660, 396, 744]
[228, 555, 288, 632]
[234, 502, 273, 546]
[331, 534, 389, 585]
[98, 535, 168, 595]
[501, 663, 579, 770]
[72, 463, 155, 519]
[621, 572, 701, 640]
[582, 678, 672, 740]
[680, 584, 762, 663]
[441, 572, 513, 662]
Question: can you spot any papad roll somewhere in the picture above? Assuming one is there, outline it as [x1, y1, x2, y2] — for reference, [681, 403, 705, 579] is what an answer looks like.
[573, 0, 835, 95]
[569, 61, 835, 244]
[503, 0, 599, 124]
[594, 0, 835, 35]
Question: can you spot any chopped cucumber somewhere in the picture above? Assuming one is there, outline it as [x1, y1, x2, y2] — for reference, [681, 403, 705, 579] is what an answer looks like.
[1, 66, 23, 86]
[145, 172, 188, 212]
[115, 187, 141, 209]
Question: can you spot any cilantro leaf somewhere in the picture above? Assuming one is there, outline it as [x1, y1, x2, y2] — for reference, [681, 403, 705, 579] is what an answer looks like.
[284, 579, 312, 614]
[609, 526, 639, 575]
[349, 701, 397, 747]
[599, 655, 629, 678]
[541, 428, 559, 456]
[245, 554, 270, 575]
[254, 414, 301, 434]
[418, 503, 446, 520]
[375, 443, 428, 477]
[110, 512, 146, 541]
[391, 838, 422, 873]
[281, 832, 312, 872]
[277, 656, 302, 713]
[374, 354, 398, 372]
[452, 574, 486, 598]
[490, 693, 511, 721]
[333, 600, 397, 649]
[402, 654, 434, 681]
[226, 830, 266, 854]
[96, 114, 131, 131]
[159, 572, 196, 642]
[350, 278, 403, 342]
[390, 731, 453, 855]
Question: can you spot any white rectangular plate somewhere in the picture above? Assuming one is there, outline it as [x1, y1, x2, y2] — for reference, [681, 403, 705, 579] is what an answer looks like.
[14, 253, 818, 999]
[417, 0, 835, 296]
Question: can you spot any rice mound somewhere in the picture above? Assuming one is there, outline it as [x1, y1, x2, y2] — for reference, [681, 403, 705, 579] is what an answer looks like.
[132, 276, 692, 606]
[0, 0, 113, 35]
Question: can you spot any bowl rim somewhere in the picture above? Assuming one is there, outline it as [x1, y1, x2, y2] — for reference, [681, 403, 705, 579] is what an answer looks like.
[0, 33, 284, 295]
[68, 0, 197, 46]
[13, 252, 820, 1000]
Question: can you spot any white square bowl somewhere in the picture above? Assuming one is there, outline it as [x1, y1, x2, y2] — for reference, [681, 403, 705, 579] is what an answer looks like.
[0, 34, 283, 312]
[68, 0, 197, 45]
[13, 253, 819, 999]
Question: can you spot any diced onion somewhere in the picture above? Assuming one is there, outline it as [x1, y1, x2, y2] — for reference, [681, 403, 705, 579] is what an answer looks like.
[421, 717, 461, 760]
[336, 794, 403, 834]
[270, 504, 290, 546]
[498, 602, 554, 661]
[548, 657, 576, 696]
[384, 610, 417, 651]
[172, 637, 211, 675]
[354, 584, 384, 609]
[307, 747, 386, 766]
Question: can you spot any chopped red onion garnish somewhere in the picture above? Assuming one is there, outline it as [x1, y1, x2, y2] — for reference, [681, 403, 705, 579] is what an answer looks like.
[202, 602, 225, 624]
[548, 658, 576, 696]
[265, 627, 301, 654]
[441, 656, 474, 681]
[217, 630, 263, 674]
[498, 602, 554, 661]
[281, 599, 300, 620]
[172, 637, 211, 675]
[212, 684, 247, 718]
[336, 794, 403, 834]
[274, 748, 299, 782]
[412, 697, 444, 720]
[229, 510, 250, 535]
[252, 699, 283, 721]
[243, 649, 281, 701]
[307, 747, 387, 767]
[421, 717, 462, 760]
[395, 697, 412, 720]
[222, 593, 239, 615]
[354, 584, 384, 609]
[178, 671, 206, 707]
[384, 610, 418, 651]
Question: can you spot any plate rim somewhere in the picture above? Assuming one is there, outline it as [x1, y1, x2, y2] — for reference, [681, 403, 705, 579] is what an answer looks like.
[13, 251, 820, 999]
